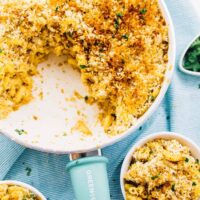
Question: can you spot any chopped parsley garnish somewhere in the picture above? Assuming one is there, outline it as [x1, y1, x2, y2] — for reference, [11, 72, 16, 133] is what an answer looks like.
[55, 6, 59, 12]
[67, 31, 73, 37]
[140, 8, 147, 14]
[15, 129, 28, 135]
[0, 49, 2, 53]
[185, 157, 189, 162]
[192, 182, 197, 186]
[183, 36, 200, 72]
[84, 96, 89, 101]
[99, 48, 104, 52]
[151, 175, 159, 180]
[63, 132, 67, 136]
[111, 113, 117, 120]
[80, 65, 88, 69]
[171, 184, 175, 191]
[116, 12, 123, 18]
[122, 34, 129, 40]
[30, 193, 37, 199]
[114, 18, 120, 29]
[149, 95, 155, 102]
[25, 167, 32, 176]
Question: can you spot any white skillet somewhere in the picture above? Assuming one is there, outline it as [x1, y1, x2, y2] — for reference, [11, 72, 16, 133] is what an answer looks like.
[0, 1, 176, 199]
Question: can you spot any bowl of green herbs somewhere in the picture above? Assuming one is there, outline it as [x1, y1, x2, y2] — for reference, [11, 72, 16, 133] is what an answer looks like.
[180, 34, 200, 76]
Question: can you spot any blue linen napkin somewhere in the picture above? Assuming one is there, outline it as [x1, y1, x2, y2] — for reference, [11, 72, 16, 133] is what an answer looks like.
[1, 0, 200, 199]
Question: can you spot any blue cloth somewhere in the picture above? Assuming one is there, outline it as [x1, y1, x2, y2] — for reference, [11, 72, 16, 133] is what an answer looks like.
[1, 0, 200, 199]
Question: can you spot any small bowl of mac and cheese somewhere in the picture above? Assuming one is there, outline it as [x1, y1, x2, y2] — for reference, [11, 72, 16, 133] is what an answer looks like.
[120, 132, 200, 200]
[0, 180, 46, 200]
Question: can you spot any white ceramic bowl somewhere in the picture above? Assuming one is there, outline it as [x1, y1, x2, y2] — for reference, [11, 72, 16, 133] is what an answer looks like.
[179, 32, 200, 77]
[120, 132, 200, 198]
[0, 180, 46, 200]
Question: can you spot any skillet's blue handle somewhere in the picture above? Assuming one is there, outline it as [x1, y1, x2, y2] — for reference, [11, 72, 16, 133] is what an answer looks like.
[66, 156, 110, 200]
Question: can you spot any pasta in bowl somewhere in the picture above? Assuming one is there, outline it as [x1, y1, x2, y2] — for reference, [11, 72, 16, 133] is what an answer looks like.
[0, 181, 46, 200]
[120, 132, 200, 200]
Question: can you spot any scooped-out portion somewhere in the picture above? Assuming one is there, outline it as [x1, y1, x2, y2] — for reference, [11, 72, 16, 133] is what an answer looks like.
[0, 0, 168, 135]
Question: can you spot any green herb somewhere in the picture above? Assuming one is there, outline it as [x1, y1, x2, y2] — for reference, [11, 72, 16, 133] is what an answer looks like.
[116, 12, 123, 18]
[111, 113, 117, 120]
[192, 182, 197, 186]
[140, 8, 147, 14]
[80, 65, 88, 69]
[196, 159, 199, 164]
[55, 6, 59, 12]
[63, 132, 67, 136]
[149, 95, 155, 102]
[0, 49, 2, 53]
[151, 175, 159, 180]
[15, 129, 28, 135]
[67, 31, 73, 37]
[23, 193, 37, 200]
[122, 34, 129, 40]
[25, 167, 32, 176]
[183, 36, 200, 72]
[84, 96, 89, 101]
[171, 184, 175, 191]
[30, 193, 37, 198]
[185, 157, 189, 162]
[114, 18, 120, 29]
[99, 48, 104, 52]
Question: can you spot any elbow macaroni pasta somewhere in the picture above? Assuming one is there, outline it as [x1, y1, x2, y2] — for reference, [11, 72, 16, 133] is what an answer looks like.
[0, 184, 40, 200]
[124, 139, 200, 200]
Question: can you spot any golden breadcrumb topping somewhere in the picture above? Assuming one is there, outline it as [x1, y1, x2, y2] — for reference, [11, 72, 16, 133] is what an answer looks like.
[0, 0, 168, 134]
[125, 139, 200, 200]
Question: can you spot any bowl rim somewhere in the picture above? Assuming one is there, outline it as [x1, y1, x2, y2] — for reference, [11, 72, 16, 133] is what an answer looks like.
[120, 131, 200, 198]
[179, 32, 200, 77]
[0, 180, 46, 200]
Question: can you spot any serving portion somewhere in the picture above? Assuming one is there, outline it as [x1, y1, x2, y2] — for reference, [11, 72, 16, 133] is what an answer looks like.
[121, 133, 200, 200]
[0, 0, 168, 135]
[0, 184, 42, 200]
